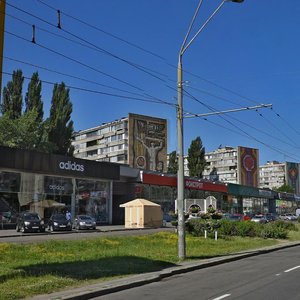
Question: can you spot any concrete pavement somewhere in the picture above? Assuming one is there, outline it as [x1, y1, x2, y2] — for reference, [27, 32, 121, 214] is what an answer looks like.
[1, 226, 300, 300]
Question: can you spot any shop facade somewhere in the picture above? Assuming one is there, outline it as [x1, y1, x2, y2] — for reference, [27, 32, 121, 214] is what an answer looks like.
[0, 146, 119, 228]
[227, 183, 278, 215]
[134, 172, 228, 218]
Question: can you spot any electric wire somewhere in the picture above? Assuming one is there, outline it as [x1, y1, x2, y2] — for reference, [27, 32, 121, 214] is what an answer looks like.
[35, 0, 166, 61]
[201, 117, 300, 162]
[6, 1, 300, 159]
[184, 89, 300, 161]
[4, 56, 159, 99]
[5, 2, 168, 83]
[2, 70, 176, 106]
[6, 30, 145, 92]
[25, 0, 300, 143]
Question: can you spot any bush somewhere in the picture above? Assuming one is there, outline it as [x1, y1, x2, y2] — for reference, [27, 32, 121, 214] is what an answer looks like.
[257, 223, 288, 239]
[186, 219, 206, 236]
[274, 220, 297, 231]
[235, 221, 258, 237]
[218, 219, 238, 236]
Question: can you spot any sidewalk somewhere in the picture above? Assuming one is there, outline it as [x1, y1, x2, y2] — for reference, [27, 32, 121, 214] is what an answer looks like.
[0, 225, 129, 238]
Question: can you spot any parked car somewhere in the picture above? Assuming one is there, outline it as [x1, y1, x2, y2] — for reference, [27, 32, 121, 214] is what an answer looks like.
[48, 214, 72, 231]
[251, 214, 268, 224]
[264, 213, 278, 222]
[229, 214, 244, 221]
[73, 215, 96, 230]
[279, 213, 298, 221]
[16, 212, 45, 233]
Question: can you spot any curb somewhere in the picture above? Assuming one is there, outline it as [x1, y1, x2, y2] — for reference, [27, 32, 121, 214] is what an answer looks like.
[30, 240, 300, 300]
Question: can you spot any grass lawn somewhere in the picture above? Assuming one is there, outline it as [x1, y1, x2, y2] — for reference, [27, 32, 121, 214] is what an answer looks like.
[0, 231, 289, 300]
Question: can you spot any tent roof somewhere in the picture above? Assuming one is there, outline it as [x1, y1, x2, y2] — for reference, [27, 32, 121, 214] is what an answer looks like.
[120, 198, 161, 208]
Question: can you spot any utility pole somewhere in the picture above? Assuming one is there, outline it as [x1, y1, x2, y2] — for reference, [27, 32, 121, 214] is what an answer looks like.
[0, 0, 6, 105]
[176, 0, 244, 260]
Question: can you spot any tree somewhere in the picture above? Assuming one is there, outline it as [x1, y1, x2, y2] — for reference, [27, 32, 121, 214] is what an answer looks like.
[25, 72, 43, 122]
[167, 150, 178, 174]
[187, 136, 206, 178]
[0, 110, 53, 152]
[47, 82, 74, 156]
[1, 70, 24, 119]
[274, 183, 294, 193]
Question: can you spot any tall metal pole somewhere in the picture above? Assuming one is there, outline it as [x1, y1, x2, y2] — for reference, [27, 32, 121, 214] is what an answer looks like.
[176, 0, 244, 259]
[0, 0, 6, 105]
[177, 54, 185, 259]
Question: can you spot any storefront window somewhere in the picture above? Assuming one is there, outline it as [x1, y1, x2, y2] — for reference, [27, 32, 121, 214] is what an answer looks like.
[0, 171, 20, 192]
[76, 179, 110, 223]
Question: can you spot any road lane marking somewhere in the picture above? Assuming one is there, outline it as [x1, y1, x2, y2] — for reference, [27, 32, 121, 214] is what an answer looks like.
[284, 265, 300, 273]
[212, 294, 231, 300]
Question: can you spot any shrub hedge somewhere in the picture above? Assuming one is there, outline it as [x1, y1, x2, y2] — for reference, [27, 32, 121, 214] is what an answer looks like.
[186, 219, 297, 239]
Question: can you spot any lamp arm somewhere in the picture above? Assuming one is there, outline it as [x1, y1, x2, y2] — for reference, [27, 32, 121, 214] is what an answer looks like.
[182, 0, 226, 55]
[180, 0, 204, 56]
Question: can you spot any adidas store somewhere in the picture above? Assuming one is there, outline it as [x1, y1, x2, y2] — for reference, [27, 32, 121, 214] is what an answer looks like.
[0, 146, 119, 228]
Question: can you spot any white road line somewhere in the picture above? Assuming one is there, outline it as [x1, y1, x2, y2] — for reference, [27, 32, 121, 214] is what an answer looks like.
[284, 265, 300, 273]
[212, 294, 231, 300]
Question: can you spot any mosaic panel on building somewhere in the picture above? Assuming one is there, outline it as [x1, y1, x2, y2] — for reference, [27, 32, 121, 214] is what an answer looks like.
[128, 113, 167, 172]
[286, 162, 300, 195]
[237, 146, 259, 187]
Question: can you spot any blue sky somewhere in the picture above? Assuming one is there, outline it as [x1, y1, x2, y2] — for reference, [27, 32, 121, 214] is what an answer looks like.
[4, 0, 300, 165]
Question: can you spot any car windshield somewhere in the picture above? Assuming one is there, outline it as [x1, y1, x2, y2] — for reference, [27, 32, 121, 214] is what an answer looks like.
[79, 216, 92, 220]
[23, 214, 40, 221]
[52, 214, 67, 221]
[253, 215, 263, 219]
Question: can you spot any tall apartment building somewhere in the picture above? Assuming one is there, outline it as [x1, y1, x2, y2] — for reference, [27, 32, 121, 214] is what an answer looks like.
[203, 146, 238, 183]
[259, 161, 285, 190]
[73, 117, 129, 164]
[72, 113, 168, 172]
[203, 146, 259, 187]
[259, 161, 300, 194]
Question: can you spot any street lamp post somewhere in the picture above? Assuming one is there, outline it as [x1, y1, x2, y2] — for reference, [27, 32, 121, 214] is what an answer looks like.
[177, 0, 244, 259]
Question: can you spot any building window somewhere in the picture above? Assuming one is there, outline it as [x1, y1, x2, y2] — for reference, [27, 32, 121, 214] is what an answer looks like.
[87, 140, 98, 147]
[86, 130, 98, 138]
[87, 150, 97, 157]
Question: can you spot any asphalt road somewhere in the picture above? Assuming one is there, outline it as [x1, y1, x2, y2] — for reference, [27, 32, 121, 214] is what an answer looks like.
[93, 245, 300, 300]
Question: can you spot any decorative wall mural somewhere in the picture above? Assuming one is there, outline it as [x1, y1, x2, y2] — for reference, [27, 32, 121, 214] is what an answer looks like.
[286, 162, 300, 194]
[128, 113, 167, 172]
[238, 146, 259, 187]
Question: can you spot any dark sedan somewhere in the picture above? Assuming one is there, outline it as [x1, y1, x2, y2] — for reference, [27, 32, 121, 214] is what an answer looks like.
[48, 214, 72, 231]
[73, 215, 96, 230]
[16, 212, 46, 233]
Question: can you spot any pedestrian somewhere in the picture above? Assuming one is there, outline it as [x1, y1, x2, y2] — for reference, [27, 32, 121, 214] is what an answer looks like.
[66, 210, 71, 221]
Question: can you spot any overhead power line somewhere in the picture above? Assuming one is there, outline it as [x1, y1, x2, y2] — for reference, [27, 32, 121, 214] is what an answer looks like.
[2, 70, 176, 106]
[36, 0, 166, 61]
[6, 30, 145, 92]
[4, 56, 159, 99]
[5, 2, 168, 83]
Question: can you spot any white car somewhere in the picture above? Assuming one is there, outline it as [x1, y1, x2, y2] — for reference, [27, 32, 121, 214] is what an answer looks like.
[279, 214, 298, 221]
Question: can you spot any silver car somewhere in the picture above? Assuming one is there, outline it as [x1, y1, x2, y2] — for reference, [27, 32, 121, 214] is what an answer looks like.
[73, 215, 96, 230]
[251, 214, 268, 224]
